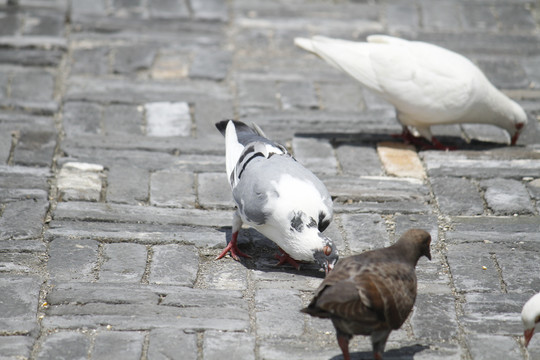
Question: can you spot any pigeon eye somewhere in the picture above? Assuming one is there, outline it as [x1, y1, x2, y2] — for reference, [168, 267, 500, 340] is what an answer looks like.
[535, 315, 540, 324]
[323, 245, 332, 256]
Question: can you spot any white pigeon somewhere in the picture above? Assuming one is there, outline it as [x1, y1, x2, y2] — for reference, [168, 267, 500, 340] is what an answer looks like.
[215, 120, 338, 274]
[522, 292, 540, 347]
[294, 35, 528, 148]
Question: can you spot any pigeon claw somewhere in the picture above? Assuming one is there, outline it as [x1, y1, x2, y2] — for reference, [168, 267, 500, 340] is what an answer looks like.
[215, 232, 251, 261]
[274, 249, 301, 270]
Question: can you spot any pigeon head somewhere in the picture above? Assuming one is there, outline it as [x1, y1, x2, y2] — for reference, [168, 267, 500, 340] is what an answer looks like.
[395, 229, 432, 264]
[509, 102, 527, 145]
[312, 235, 339, 275]
[522, 293, 540, 347]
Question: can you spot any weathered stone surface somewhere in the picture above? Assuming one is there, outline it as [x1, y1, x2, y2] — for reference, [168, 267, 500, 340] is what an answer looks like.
[203, 331, 256, 360]
[197, 172, 235, 209]
[48, 238, 98, 283]
[99, 243, 147, 283]
[335, 144, 383, 176]
[147, 329, 197, 360]
[411, 293, 457, 341]
[190, 49, 231, 81]
[149, 244, 198, 286]
[150, 169, 195, 207]
[431, 177, 484, 215]
[339, 213, 389, 253]
[0, 199, 48, 240]
[107, 165, 148, 204]
[480, 178, 535, 215]
[36, 332, 90, 360]
[0, 336, 33, 359]
[92, 331, 145, 360]
[0, 275, 41, 334]
[255, 288, 304, 337]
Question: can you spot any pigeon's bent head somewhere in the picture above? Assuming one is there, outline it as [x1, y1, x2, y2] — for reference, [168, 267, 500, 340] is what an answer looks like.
[506, 101, 527, 145]
[396, 229, 432, 265]
[521, 292, 540, 347]
[312, 235, 339, 275]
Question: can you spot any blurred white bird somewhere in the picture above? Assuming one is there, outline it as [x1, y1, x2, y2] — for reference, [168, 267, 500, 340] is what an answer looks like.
[522, 292, 540, 347]
[294, 35, 527, 149]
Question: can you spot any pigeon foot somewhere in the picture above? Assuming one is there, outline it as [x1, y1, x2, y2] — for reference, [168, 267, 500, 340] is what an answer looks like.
[274, 248, 301, 270]
[215, 231, 251, 261]
[337, 334, 351, 360]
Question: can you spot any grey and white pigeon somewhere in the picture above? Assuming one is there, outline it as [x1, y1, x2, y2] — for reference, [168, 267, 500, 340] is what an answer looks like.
[522, 292, 540, 347]
[215, 120, 338, 274]
[294, 35, 528, 149]
[302, 229, 431, 360]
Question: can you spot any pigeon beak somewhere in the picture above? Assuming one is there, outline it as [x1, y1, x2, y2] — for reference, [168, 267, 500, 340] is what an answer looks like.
[325, 261, 333, 275]
[511, 132, 520, 146]
[426, 251, 432, 261]
[524, 328, 535, 347]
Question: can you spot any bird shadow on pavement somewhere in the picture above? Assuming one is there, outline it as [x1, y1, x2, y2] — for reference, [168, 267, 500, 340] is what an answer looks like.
[216, 227, 327, 279]
[328, 344, 429, 360]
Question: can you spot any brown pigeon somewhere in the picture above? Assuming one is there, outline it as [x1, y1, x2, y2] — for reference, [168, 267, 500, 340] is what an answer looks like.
[302, 229, 431, 360]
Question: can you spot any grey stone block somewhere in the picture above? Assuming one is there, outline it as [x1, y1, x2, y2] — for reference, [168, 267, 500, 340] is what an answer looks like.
[335, 144, 383, 176]
[47, 283, 158, 306]
[92, 331, 145, 360]
[446, 243, 501, 293]
[147, 329, 198, 360]
[292, 137, 337, 175]
[198, 258, 248, 290]
[0, 11, 19, 36]
[13, 129, 56, 167]
[190, 49, 231, 81]
[63, 101, 103, 136]
[0, 48, 63, 67]
[150, 169, 195, 207]
[149, 244, 198, 286]
[468, 335, 522, 360]
[48, 238, 98, 283]
[238, 79, 277, 109]
[255, 288, 304, 337]
[113, 45, 156, 74]
[420, 1, 463, 31]
[480, 178, 535, 215]
[258, 338, 341, 360]
[203, 331, 255, 360]
[10, 70, 55, 101]
[253, 269, 323, 291]
[21, 10, 64, 37]
[71, 48, 109, 76]
[411, 293, 457, 341]
[0, 199, 48, 240]
[99, 243, 147, 283]
[431, 177, 484, 216]
[339, 213, 388, 253]
[107, 165, 149, 204]
[461, 4, 497, 31]
[494, 247, 540, 294]
[191, 0, 228, 21]
[0, 252, 44, 273]
[317, 82, 363, 112]
[71, 0, 107, 16]
[494, 5, 536, 31]
[0, 336, 33, 359]
[462, 292, 528, 335]
[476, 58, 529, 89]
[103, 104, 143, 135]
[277, 81, 318, 110]
[36, 332, 90, 360]
[149, 0, 189, 18]
[0, 275, 40, 334]
[387, 3, 419, 32]
[197, 172, 235, 209]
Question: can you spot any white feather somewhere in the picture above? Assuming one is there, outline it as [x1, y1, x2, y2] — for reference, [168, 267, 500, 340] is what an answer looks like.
[224, 121, 246, 182]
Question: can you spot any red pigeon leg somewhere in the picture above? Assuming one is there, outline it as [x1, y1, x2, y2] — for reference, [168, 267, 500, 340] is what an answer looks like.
[336, 334, 351, 360]
[215, 231, 251, 261]
[274, 247, 301, 270]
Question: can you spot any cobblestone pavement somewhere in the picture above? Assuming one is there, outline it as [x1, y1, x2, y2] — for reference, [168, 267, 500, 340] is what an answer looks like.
[1, 0, 540, 359]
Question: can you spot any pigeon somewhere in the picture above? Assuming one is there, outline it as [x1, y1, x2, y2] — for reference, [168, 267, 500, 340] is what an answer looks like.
[214, 119, 338, 274]
[294, 35, 527, 149]
[522, 292, 540, 347]
[301, 229, 431, 360]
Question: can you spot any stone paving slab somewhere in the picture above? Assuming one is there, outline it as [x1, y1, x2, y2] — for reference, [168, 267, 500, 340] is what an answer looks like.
[0, 0, 539, 359]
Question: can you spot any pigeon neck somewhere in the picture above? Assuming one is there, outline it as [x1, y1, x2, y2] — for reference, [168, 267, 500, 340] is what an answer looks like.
[390, 241, 421, 266]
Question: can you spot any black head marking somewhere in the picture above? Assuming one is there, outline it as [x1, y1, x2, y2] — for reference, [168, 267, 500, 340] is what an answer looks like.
[318, 211, 330, 232]
[290, 211, 304, 232]
[307, 217, 317, 229]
